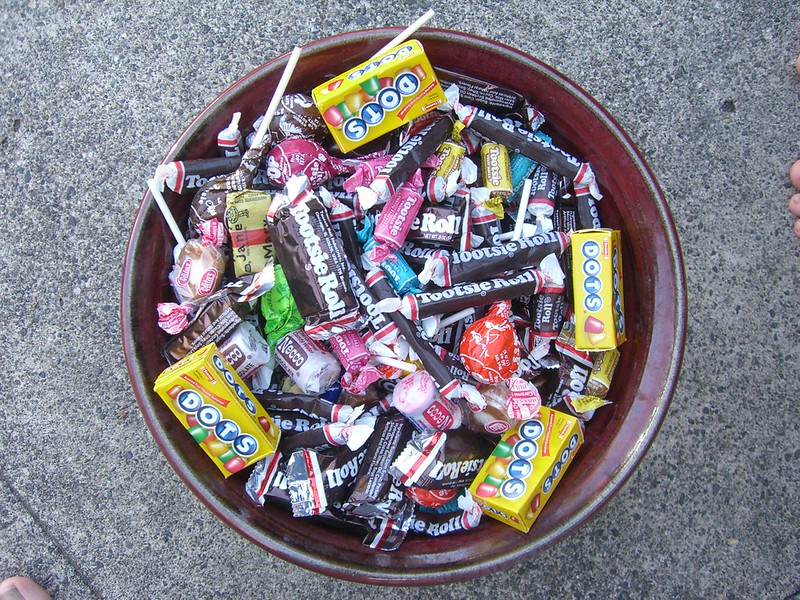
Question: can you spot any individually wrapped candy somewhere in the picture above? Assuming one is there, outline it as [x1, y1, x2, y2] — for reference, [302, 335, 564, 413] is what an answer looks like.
[259, 263, 305, 348]
[273, 329, 342, 395]
[266, 139, 357, 188]
[391, 370, 462, 433]
[169, 219, 228, 304]
[459, 300, 520, 384]
[217, 321, 271, 380]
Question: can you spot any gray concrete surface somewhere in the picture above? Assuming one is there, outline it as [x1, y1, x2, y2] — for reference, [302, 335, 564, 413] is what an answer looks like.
[0, 1, 798, 598]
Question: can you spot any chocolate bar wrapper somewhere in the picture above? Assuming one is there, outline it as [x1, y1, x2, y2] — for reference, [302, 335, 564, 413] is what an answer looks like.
[286, 446, 369, 517]
[162, 288, 250, 363]
[254, 390, 358, 422]
[409, 428, 495, 490]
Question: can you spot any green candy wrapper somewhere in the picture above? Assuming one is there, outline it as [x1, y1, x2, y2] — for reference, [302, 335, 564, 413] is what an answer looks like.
[260, 264, 304, 347]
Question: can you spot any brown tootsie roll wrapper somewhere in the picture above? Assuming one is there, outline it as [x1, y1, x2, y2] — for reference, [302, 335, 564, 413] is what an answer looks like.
[254, 390, 358, 422]
[420, 230, 570, 288]
[435, 68, 529, 121]
[162, 288, 250, 363]
[343, 413, 414, 519]
[269, 196, 360, 337]
[360, 496, 415, 551]
[268, 410, 326, 438]
[407, 201, 464, 248]
[267, 93, 328, 143]
[356, 115, 454, 209]
[189, 135, 271, 230]
[156, 156, 242, 194]
[457, 104, 601, 199]
[407, 491, 483, 537]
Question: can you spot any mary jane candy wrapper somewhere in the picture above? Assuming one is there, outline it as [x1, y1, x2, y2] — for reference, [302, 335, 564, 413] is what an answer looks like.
[153, 343, 281, 478]
[225, 189, 274, 278]
[269, 196, 359, 336]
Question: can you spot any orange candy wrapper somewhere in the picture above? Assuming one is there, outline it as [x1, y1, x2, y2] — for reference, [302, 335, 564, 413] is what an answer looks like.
[458, 301, 520, 384]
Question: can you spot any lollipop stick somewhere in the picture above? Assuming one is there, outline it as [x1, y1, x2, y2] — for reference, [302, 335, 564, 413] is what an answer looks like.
[371, 8, 435, 58]
[512, 178, 533, 241]
[251, 45, 303, 149]
[147, 178, 186, 248]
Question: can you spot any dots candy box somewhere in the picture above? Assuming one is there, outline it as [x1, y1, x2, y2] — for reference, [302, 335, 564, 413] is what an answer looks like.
[153, 343, 281, 478]
[311, 40, 447, 153]
[571, 229, 626, 351]
[468, 407, 583, 533]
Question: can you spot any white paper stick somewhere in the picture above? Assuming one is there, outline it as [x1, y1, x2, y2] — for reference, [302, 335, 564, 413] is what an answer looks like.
[440, 307, 475, 329]
[512, 178, 533, 241]
[251, 45, 303, 149]
[371, 8, 435, 58]
[498, 223, 538, 241]
[371, 355, 418, 372]
[147, 178, 186, 248]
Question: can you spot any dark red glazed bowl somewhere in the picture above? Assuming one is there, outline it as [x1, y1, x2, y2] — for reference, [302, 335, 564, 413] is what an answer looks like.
[121, 28, 686, 585]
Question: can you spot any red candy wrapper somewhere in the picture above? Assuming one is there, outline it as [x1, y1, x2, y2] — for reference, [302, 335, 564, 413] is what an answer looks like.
[459, 300, 521, 384]
[266, 139, 356, 188]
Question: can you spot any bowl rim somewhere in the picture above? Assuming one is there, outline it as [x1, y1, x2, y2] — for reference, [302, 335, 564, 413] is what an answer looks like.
[121, 26, 687, 584]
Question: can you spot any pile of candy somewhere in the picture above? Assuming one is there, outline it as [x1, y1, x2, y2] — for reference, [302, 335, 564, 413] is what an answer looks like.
[149, 33, 624, 549]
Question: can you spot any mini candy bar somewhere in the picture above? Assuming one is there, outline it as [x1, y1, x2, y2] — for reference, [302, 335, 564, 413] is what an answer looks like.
[355, 114, 454, 209]
[420, 230, 570, 288]
[361, 495, 415, 551]
[156, 156, 241, 194]
[457, 104, 601, 200]
[409, 427, 494, 490]
[328, 197, 362, 268]
[468, 407, 583, 533]
[224, 189, 274, 278]
[217, 321, 271, 380]
[245, 451, 285, 506]
[435, 68, 529, 120]
[532, 281, 567, 359]
[267, 92, 329, 144]
[398, 240, 440, 269]
[347, 263, 398, 346]
[269, 195, 360, 336]
[268, 410, 326, 436]
[286, 445, 368, 517]
[312, 40, 447, 153]
[274, 329, 342, 395]
[390, 431, 448, 486]
[459, 301, 520, 384]
[392, 269, 549, 321]
[406, 491, 483, 537]
[278, 417, 375, 454]
[426, 140, 466, 203]
[153, 343, 281, 478]
[570, 229, 626, 350]
[163, 288, 250, 363]
[391, 370, 463, 434]
[344, 413, 414, 518]
[366, 268, 464, 400]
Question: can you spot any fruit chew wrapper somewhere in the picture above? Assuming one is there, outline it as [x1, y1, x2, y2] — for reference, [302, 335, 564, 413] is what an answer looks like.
[188, 46, 303, 229]
[356, 114, 454, 210]
[419, 230, 570, 288]
[367, 169, 425, 264]
[379, 268, 549, 321]
[456, 104, 602, 200]
[269, 191, 360, 339]
[365, 268, 466, 401]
